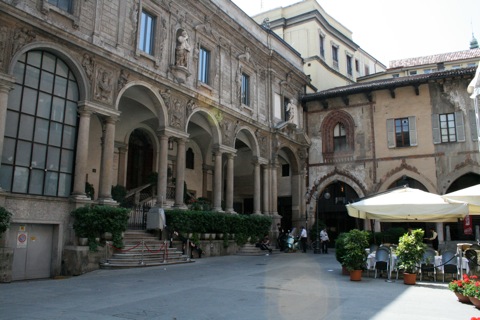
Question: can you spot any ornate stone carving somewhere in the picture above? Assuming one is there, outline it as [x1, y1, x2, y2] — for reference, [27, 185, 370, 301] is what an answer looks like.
[222, 119, 239, 147]
[82, 53, 95, 80]
[186, 99, 197, 117]
[95, 67, 113, 103]
[170, 98, 185, 129]
[255, 129, 268, 158]
[159, 17, 167, 61]
[160, 89, 172, 109]
[0, 27, 8, 66]
[238, 46, 251, 63]
[118, 69, 129, 90]
[235, 64, 242, 104]
[11, 27, 36, 56]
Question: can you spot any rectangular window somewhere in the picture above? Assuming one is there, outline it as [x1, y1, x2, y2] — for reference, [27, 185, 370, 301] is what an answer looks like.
[439, 113, 457, 142]
[364, 65, 370, 76]
[282, 164, 290, 177]
[355, 59, 360, 73]
[47, 0, 73, 13]
[395, 118, 410, 147]
[332, 46, 338, 62]
[392, 74, 400, 78]
[409, 70, 418, 75]
[319, 35, 325, 58]
[346, 55, 352, 76]
[241, 73, 250, 106]
[139, 11, 155, 55]
[198, 47, 210, 84]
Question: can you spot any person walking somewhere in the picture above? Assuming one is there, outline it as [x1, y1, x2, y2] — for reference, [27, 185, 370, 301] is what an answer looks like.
[300, 226, 308, 253]
[320, 227, 330, 254]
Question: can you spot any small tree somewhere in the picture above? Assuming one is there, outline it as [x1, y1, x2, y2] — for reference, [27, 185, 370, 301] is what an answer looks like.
[342, 229, 369, 271]
[396, 228, 426, 274]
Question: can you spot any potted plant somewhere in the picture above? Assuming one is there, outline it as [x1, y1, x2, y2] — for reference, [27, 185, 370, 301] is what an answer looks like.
[395, 228, 426, 285]
[335, 232, 349, 275]
[342, 229, 369, 281]
[449, 274, 475, 304]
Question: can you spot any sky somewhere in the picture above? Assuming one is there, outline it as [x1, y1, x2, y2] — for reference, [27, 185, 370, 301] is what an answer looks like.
[231, 0, 480, 66]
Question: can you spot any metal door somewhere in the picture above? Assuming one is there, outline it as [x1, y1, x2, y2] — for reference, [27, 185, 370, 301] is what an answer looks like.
[10, 223, 53, 281]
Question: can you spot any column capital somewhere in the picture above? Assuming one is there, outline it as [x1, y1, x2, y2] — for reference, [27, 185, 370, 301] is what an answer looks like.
[0, 73, 15, 93]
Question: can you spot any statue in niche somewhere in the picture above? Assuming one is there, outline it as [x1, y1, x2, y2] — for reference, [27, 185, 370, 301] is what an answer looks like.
[285, 99, 295, 122]
[235, 65, 243, 102]
[175, 29, 191, 67]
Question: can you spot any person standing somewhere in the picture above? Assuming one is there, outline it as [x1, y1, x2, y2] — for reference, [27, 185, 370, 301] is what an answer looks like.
[426, 227, 439, 251]
[300, 226, 308, 253]
[320, 227, 330, 254]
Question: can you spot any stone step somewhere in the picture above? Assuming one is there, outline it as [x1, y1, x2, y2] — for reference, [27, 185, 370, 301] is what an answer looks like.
[236, 243, 279, 256]
[100, 230, 192, 269]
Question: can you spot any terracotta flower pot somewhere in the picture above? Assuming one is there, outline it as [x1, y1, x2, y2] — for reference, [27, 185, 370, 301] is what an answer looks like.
[349, 269, 362, 281]
[454, 292, 471, 304]
[469, 296, 480, 309]
[403, 272, 416, 285]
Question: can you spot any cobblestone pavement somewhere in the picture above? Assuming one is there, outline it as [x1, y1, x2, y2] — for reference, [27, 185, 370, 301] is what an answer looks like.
[1, 250, 479, 320]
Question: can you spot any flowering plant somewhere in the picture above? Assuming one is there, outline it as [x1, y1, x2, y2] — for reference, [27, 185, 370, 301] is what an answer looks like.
[449, 274, 476, 295]
[463, 275, 480, 298]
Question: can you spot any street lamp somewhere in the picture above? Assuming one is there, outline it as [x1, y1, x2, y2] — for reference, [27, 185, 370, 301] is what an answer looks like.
[315, 189, 330, 254]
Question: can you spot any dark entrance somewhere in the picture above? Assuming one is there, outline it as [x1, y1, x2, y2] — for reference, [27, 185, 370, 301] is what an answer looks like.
[278, 196, 292, 231]
[126, 129, 154, 189]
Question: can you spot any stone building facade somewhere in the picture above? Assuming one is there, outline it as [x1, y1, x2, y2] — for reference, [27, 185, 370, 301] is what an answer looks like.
[303, 66, 479, 244]
[0, 0, 310, 280]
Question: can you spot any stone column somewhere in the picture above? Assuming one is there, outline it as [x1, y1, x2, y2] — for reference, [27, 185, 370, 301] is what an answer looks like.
[253, 160, 261, 215]
[271, 163, 278, 215]
[225, 153, 235, 213]
[98, 116, 116, 202]
[72, 106, 93, 198]
[262, 164, 269, 214]
[157, 134, 169, 207]
[213, 150, 223, 212]
[174, 138, 186, 208]
[202, 164, 209, 198]
[116, 145, 127, 187]
[0, 75, 15, 190]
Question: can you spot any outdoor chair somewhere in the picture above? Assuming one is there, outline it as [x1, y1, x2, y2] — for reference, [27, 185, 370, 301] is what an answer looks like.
[441, 250, 458, 282]
[419, 248, 437, 281]
[374, 247, 390, 279]
[465, 249, 479, 276]
[369, 244, 378, 253]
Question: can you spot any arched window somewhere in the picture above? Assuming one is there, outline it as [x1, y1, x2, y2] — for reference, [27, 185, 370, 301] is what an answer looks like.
[321, 111, 355, 162]
[1, 50, 79, 197]
[333, 123, 347, 151]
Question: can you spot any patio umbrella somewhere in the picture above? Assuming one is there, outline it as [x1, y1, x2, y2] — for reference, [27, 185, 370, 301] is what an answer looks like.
[346, 187, 468, 222]
[442, 184, 480, 214]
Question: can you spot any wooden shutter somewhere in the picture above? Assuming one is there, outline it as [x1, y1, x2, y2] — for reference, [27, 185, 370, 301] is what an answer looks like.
[469, 109, 478, 141]
[432, 114, 441, 144]
[408, 116, 417, 146]
[387, 119, 395, 148]
[455, 111, 465, 142]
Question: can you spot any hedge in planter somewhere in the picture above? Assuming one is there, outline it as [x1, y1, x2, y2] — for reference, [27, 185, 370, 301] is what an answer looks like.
[71, 205, 129, 251]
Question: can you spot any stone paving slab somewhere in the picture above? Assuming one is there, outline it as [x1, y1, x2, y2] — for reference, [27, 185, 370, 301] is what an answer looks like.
[1, 250, 479, 320]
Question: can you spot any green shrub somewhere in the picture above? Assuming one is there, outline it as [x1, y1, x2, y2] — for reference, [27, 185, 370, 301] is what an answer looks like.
[71, 205, 129, 251]
[0, 207, 12, 235]
[335, 232, 348, 265]
[342, 229, 369, 271]
[164, 209, 272, 246]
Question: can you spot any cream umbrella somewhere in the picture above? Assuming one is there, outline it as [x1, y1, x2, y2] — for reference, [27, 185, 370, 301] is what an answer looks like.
[346, 187, 468, 222]
[442, 184, 480, 214]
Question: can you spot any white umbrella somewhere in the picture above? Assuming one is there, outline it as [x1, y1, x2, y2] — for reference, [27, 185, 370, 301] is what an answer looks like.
[442, 184, 480, 214]
[346, 187, 468, 222]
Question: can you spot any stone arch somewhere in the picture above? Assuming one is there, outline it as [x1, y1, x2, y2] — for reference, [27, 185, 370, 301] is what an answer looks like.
[321, 110, 355, 154]
[380, 170, 436, 193]
[276, 145, 301, 175]
[8, 41, 89, 102]
[116, 81, 168, 128]
[234, 126, 260, 158]
[441, 167, 480, 194]
[185, 108, 222, 146]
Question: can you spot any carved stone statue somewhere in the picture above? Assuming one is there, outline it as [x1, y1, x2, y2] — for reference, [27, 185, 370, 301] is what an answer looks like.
[175, 30, 191, 67]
